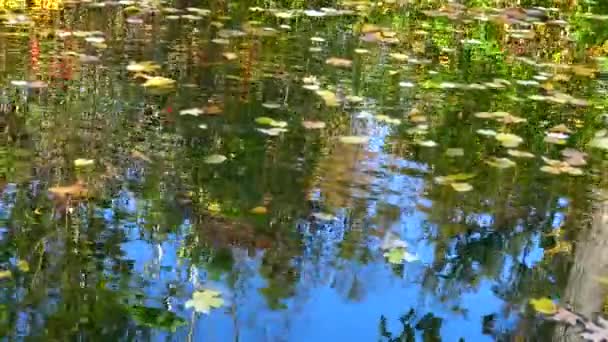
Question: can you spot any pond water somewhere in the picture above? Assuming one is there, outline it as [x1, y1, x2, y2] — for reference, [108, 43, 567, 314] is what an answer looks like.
[1, 0, 608, 340]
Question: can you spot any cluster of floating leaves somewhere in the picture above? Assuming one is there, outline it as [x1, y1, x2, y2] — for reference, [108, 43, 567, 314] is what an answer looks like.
[530, 298, 608, 341]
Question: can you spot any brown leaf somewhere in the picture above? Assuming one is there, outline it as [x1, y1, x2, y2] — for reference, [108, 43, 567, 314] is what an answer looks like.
[131, 150, 152, 163]
[551, 308, 581, 326]
[550, 124, 573, 134]
[561, 148, 587, 166]
[581, 317, 608, 342]
[203, 104, 223, 115]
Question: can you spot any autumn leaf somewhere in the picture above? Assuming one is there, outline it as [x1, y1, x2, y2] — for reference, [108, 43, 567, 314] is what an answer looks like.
[325, 57, 352, 68]
[74, 159, 94, 167]
[530, 297, 557, 315]
[384, 248, 418, 264]
[0, 269, 11, 280]
[250, 206, 267, 214]
[142, 76, 176, 88]
[185, 289, 224, 314]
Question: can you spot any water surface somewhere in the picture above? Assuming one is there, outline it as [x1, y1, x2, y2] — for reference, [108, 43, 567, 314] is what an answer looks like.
[0, 1, 608, 340]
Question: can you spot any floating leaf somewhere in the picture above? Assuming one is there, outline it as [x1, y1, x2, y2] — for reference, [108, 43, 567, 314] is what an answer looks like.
[540, 157, 583, 176]
[486, 157, 516, 169]
[445, 148, 464, 157]
[561, 148, 587, 166]
[185, 289, 224, 314]
[508, 149, 535, 158]
[207, 202, 221, 212]
[204, 154, 227, 164]
[250, 206, 267, 215]
[399, 81, 415, 88]
[325, 57, 352, 68]
[302, 121, 326, 129]
[311, 212, 337, 221]
[434, 173, 476, 186]
[17, 260, 29, 272]
[257, 128, 287, 136]
[131, 150, 152, 163]
[0, 270, 11, 280]
[417, 140, 437, 147]
[451, 182, 473, 192]
[477, 129, 497, 136]
[384, 248, 418, 264]
[389, 53, 408, 61]
[339, 136, 369, 145]
[496, 133, 524, 148]
[544, 132, 568, 145]
[142, 76, 176, 88]
[346, 95, 363, 103]
[211, 38, 230, 45]
[261, 102, 281, 109]
[550, 124, 572, 134]
[530, 298, 557, 315]
[85, 36, 105, 44]
[315, 90, 339, 107]
[186, 7, 211, 16]
[74, 159, 94, 167]
[180, 108, 204, 116]
[254, 117, 287, 128]
[203, 104, 223, 115]
[127, 61, 160, 73]
[222, 52, 238, 61]
[590, 137, 608, 150]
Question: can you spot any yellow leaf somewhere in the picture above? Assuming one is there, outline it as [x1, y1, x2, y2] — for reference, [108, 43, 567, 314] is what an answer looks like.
[250, 206, 267, 214]
[142, 76, 176, 88]
[451, 182, 473, 192]
[530, 297, 557, 315]
[222, 52, 238, 61]
[17, 260, 29, 272]
[74, 159, 94, 167]
[207, 202, 221, 212]
[126, 61, 160, 73]
[0, 270, 11, 280]
[315, 90, 339, 107]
